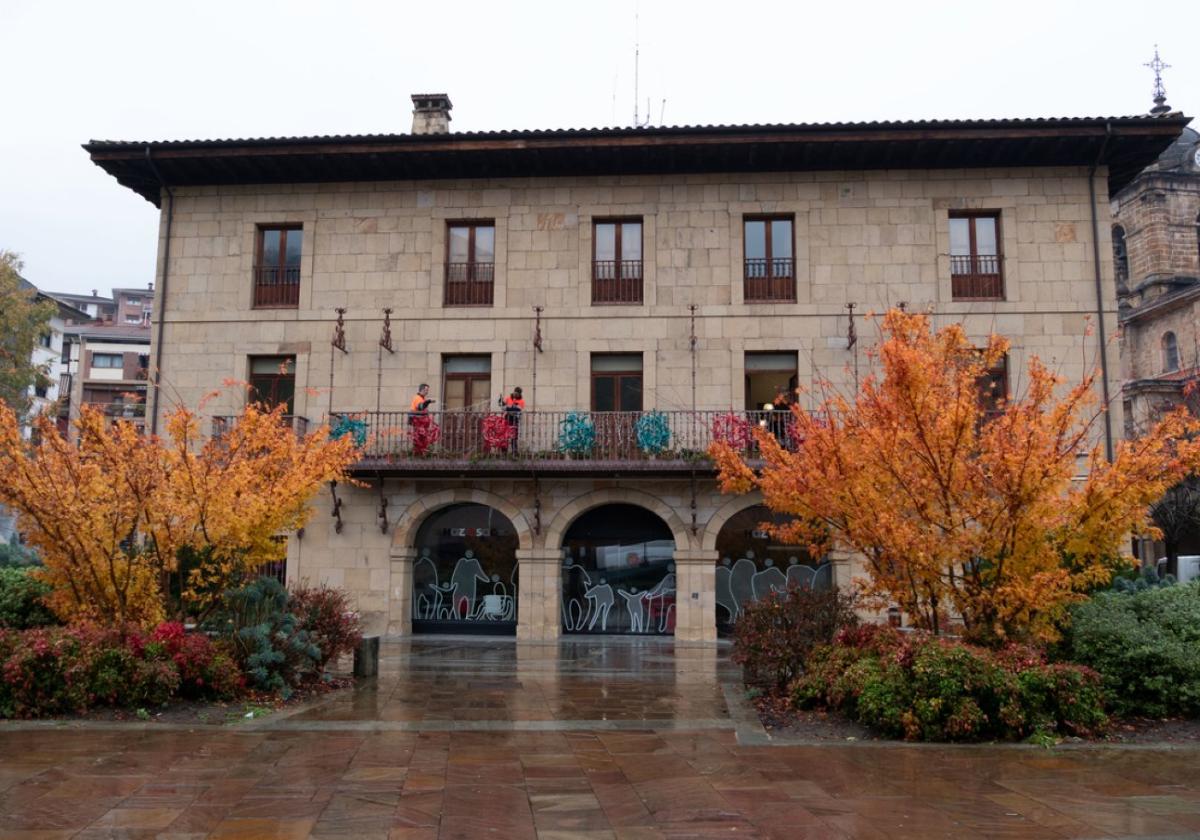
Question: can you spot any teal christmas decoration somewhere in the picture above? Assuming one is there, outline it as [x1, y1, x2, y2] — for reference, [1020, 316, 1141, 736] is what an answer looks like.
[330, 415, 368, 446]
[557, 412, 596, 454]
[635, 411, 671, 454]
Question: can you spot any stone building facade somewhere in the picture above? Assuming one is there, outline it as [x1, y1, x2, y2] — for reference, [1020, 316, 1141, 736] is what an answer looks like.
[87, 99, 1186, 639]
[1114, 123, 1200, 434]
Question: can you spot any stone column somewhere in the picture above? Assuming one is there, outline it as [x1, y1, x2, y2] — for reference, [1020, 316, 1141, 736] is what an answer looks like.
[516, 549, 562, 641]
[672, 549, 719, 643]
[829, 548, 855, 591]
[387, 547, 416, 637]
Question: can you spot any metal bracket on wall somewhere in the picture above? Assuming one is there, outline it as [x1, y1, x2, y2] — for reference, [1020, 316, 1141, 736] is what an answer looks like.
[329, 480, 344, 534]
[332, 308, 348, 353]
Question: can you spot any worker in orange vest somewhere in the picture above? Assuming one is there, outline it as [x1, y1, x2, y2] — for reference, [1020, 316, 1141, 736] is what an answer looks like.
[500, 386, 524, 451]
[408, 383, 435, 424]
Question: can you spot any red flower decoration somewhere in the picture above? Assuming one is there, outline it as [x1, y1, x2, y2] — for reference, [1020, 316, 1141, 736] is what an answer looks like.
[711, 413, 752, 450]
[410, 415, 440, 456]
[481, 413, 517, 453]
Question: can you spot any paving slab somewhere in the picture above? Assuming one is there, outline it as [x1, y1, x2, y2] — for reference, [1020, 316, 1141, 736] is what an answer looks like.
[1, 637, 1198, 839]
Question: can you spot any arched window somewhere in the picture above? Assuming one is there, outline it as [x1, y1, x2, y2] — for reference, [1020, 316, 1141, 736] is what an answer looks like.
[1112, 225, 1129, 286]
[1163, 332, 1180, 373]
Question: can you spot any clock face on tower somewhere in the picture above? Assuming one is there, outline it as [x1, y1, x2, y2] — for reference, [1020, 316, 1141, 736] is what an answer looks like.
[1194, 146, 1200, 169]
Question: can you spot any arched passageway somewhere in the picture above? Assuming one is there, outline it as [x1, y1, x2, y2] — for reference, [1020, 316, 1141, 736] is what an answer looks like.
[411, 503, 519, 635]
[560, 504, 676, 635]
[713, 504, 831, 632]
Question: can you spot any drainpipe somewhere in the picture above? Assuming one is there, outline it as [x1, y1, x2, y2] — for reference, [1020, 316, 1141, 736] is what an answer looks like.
[145, 147, 174, 436]
[1087, 122, 1115, 462]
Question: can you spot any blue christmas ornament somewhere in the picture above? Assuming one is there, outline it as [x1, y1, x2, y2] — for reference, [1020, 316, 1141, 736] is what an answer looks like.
[557, 412, 596, 454]
[330, 414, 368, 446]
[635, 411, 671, 454]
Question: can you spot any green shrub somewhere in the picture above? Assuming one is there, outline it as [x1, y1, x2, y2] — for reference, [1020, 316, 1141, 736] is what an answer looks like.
[793, 626, 1107, 742]
[1061, 582, 1200, 717]
[207, 576, 321, 697]
[1110, 564, 1177, 594]
[0, 567, 57, 629]
[0, 539, 40, 568]
[732, 586, 858, 693]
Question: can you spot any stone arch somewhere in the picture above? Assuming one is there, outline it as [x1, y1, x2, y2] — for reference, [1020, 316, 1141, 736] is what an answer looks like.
[544, 488, 693, 552]
[701, 492, 766, 552]
[391, 489, 534, 552]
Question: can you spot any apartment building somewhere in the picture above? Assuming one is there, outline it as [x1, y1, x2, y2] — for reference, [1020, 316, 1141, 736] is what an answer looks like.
[86, 96, 1187, 639]
[59, 323, 151, 435]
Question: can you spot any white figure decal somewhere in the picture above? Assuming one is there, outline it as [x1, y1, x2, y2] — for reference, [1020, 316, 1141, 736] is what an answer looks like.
[449, 550, 491, 619]
[412, 548, 439, 620]
[752, 558, 787, 601]
[618, 587, 647, 633]
[730, 555, 757, 610]
[585, 577, 614, 631]
[715, 558, 739, 622]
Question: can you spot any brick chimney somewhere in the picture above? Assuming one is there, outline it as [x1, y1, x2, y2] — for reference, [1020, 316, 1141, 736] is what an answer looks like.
[411, 93, 452, 135]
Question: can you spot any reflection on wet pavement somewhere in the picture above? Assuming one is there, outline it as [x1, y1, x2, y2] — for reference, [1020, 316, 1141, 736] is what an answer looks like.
[0, 637, 1197, 838]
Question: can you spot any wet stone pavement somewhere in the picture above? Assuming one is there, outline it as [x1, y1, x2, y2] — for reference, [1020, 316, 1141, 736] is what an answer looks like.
[1, 638, 1199, 839]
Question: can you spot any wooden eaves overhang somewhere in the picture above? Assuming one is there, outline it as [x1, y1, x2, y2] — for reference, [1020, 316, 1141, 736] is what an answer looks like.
[84, 115, 1191, 207]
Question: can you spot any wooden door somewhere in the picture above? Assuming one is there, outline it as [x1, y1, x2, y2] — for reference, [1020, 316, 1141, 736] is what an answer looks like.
[443, 361, 491, 453]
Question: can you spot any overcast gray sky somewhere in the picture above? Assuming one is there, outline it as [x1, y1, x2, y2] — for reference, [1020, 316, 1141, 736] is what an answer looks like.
[2, 0, 1195, 297]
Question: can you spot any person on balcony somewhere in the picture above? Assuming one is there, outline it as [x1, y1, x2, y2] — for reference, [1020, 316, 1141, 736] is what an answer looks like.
[409, 383, 435, 424]
[500, 386, 524, 452]
[769, 385, 792, 445]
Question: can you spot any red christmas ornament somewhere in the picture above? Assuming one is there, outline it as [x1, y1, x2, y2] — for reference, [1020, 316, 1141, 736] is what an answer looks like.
[711, 412, 752, 450]
[410, 414, 440, 456]
[481, 413, 517, 453]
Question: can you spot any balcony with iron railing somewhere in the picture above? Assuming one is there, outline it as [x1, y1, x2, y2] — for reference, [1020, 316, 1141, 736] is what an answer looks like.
[211, 415, 310, 439]
[323, 409, 796, 476]
[950, 254, 1004, 300]
[444, 262, 495, 306]
[743, 257, 796, 302]
[592, 260, 644, 304]
[253, 265, 302, 308]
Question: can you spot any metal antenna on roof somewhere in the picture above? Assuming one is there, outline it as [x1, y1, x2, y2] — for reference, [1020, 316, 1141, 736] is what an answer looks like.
[1146, 46, 1171, 115]
[633, 5, 641, 126]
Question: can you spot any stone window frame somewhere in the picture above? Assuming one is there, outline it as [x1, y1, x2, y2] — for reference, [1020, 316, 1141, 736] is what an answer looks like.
[590, 217, 644, 305]
[252, 224, 304, 310]
[239, 211, 315, 315]
[430, 213, 508, 311]
[443, 220, 497, 307]
[948, 210, 1005, 301]
[1162, 331, 1180, 373]
[1112, 224, 1129, 287]
[578, 210, 657, 310]
[741, 214, 797, 303]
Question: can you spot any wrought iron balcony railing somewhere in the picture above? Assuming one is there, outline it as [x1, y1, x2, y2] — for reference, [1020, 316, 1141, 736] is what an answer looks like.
[743, 257, 796, 302]
[253, 265, 302, 308]
[444, 262, 495, 306]
[592, 260, 644, 304]
[950, 254, 1004, 300]
[328, 409, 799, 471]
[83, 402, 146, 418]
[210, 414, 310, 439]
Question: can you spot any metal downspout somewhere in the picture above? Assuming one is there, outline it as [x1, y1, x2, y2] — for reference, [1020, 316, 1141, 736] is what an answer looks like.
[145, 148, 174, 436]
[1087, 122, 1115, 461]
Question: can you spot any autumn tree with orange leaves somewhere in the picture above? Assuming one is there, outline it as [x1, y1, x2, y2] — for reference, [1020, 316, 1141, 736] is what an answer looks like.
[711, 309, 1200, 644]
[0, 402, 357, 627]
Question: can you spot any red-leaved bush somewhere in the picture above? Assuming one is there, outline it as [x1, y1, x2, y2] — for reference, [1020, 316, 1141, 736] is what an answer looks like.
[288, 583, 362, 671]
[0, 622, 243, 718]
